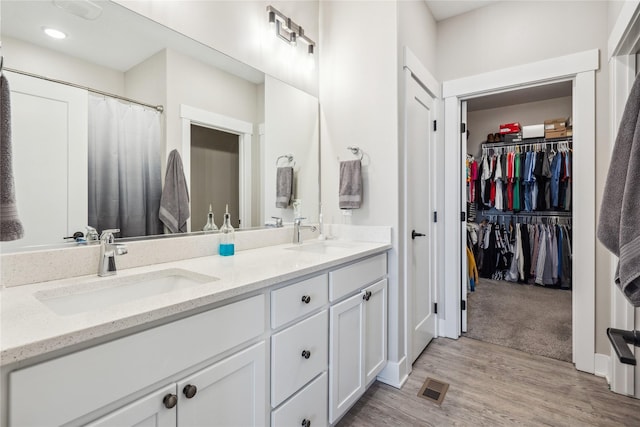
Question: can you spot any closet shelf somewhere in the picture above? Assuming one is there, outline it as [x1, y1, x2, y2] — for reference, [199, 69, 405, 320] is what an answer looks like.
[479, 210, 571, 217]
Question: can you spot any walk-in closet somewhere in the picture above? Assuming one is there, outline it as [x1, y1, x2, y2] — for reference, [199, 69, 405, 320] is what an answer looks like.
[463, 81, 573, 362]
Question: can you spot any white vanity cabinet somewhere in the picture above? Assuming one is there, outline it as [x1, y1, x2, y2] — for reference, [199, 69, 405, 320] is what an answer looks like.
[8, 295, 266, 427]
[270, 273, 329, 427]
[328, 254, 388, 424]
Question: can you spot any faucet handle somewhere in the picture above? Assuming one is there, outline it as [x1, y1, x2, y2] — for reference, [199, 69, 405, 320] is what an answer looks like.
[271, 216, 283, 227]
[100, 228, 120, 242]
[294, 217, 306, 225]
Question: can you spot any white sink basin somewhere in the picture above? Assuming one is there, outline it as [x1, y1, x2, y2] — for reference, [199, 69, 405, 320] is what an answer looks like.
[285, 240, 361, 254]
[35, 268, 218, 316]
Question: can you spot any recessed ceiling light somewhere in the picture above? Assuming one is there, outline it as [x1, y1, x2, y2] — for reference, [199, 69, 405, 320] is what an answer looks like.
[43, 27, 67, 40]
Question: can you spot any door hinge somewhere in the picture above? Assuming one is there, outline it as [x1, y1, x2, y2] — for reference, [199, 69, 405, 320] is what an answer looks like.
[433, 120, 437, 132]
[461, 211, 466, 222]
[433, 211, 438, 223]
[461, 300, 466, 311]
[434, 302, 438, 314]
[461, 122, 466, 133]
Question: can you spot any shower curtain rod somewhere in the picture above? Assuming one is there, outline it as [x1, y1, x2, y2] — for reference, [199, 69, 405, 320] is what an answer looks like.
[4, 67, 164, 112]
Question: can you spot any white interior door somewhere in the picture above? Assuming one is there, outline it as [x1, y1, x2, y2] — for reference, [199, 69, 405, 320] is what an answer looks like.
[1, 71, 87, 252]
[407, 73, 436, 363]
[460, 101, 469, 332]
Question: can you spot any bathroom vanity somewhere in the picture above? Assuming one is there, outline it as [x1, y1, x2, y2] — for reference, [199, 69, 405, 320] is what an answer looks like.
[0, 228, 390, 426]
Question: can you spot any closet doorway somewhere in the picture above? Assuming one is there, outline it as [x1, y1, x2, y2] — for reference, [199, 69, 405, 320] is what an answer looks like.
[190, 125, 240, 230]
[441, 49, 598, 374]
[462, 83, 573, 363]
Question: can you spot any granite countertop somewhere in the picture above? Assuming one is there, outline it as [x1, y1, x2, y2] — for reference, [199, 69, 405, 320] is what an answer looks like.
[0, 239, 390, 366]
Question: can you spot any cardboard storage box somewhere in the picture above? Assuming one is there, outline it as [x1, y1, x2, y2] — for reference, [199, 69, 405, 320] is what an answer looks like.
[545, 129, 568, 139]
[544, 117, 567, 130]
[522, 124, 545, 139]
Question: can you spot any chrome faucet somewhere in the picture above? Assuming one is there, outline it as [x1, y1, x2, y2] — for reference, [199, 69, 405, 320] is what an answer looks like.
[293, 217, 317, 244]
[98, 229, 128, 276]
[266, 216, 283, 228]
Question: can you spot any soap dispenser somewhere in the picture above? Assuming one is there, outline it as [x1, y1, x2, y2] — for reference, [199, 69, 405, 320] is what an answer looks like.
[202, 204, 218, 232]
[219, 204, 235, 256]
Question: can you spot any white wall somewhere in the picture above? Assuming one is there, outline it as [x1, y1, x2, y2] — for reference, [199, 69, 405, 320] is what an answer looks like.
[263, 75, 319, 224]
[320, 0, 399, 364]
[437, 0, 611, 355]
[2, 36, 124, 94]
[115, 0, 319, 97]
[467, 96, 573, 157]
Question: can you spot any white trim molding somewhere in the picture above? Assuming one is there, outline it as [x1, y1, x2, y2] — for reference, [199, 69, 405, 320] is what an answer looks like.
[443, 49, 599, 98]
[442, 50, 599, 374]
[377, 356, 409, 389]
[595, 353, 611, 383]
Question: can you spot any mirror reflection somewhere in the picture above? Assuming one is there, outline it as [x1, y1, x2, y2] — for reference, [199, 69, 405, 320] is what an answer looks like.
[0, 0, 319, 253]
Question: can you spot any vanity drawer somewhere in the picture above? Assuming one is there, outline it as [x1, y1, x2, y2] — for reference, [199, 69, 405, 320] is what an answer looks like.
[272, 372, 328, 427]
[271, 273, 328, 329]
[329, 253, 387, 302]
[9, 295, 265, 427]
[271, 310, 328, 407]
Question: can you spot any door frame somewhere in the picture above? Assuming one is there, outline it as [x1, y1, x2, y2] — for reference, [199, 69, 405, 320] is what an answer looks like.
[442, 49, 599, 374]
[607, 0, 640, 397]
[400, 47, 442, 379]
[180, 104, 253, 230]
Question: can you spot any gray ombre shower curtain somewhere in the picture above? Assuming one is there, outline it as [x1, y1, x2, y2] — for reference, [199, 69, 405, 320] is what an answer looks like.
[88, 94, 163, 237]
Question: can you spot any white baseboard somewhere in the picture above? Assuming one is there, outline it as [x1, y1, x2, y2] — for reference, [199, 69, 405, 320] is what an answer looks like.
[594, 353, 611, 383]
[377, 356, 408, 389]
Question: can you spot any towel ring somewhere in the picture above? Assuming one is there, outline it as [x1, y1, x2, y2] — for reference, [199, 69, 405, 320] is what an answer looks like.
[347, 146, 364, 161]
[276, 154, 296, 167]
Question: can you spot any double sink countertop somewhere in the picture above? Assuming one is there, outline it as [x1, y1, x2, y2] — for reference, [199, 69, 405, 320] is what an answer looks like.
[0, 238, 391, 367]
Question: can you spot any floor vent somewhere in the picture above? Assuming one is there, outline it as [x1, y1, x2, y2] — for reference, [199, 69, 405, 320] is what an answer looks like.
[418, 377, 449, 405]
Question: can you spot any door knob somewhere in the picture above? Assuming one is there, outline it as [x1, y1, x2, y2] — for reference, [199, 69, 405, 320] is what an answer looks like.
[411, 230, 426, 240]
[183, 384, 197, 399]
[163, 393, 177, 409]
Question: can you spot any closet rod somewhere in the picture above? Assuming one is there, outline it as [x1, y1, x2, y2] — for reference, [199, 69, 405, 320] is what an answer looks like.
[4, 67, 164, 112]
[480, 210, 571, 218]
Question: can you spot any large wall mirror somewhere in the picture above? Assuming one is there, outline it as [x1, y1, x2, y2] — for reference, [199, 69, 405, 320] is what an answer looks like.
[1, 0, 319, 253]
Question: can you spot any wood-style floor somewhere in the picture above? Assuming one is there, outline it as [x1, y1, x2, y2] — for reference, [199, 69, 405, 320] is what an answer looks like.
[338, 337, 640, 426]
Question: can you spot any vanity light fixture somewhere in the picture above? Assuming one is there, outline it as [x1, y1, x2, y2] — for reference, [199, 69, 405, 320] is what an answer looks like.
[43, 27, 67, 40]
[266, 5, 315, 55]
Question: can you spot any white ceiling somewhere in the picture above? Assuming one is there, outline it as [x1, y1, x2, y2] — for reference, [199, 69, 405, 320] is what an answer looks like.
[425, 0, 500, 21]
[1, 0, 264, 83]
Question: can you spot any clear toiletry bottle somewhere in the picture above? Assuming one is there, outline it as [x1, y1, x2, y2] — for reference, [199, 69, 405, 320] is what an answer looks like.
[203, 204, 218, 232]
[219, 204, 235, 256]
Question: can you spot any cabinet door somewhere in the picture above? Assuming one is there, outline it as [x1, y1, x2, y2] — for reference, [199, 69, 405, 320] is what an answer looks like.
[364, 279, 388, 385]
[177, 342, 266, 427]
[329, 293, 364, 424]
[86, 385, 177, 427]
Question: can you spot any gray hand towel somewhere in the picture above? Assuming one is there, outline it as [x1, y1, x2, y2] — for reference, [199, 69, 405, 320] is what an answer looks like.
[0, 74, 24, 241]
[159, 149, 190, 233]
[276, 166, 293, 208]
[339, 160, 362, 209]
[597, 72, 640, 307]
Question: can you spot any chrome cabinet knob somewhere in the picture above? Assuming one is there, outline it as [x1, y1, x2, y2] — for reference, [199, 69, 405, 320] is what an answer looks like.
[163, 394, 177, 409]
[183, 384, 197, 399]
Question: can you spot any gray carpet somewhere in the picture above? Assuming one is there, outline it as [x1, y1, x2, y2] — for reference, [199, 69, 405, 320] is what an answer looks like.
[464, 279, 572, 362]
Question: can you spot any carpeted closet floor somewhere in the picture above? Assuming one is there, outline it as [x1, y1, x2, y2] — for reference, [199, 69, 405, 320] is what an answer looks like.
[464, 278, 572, 362]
